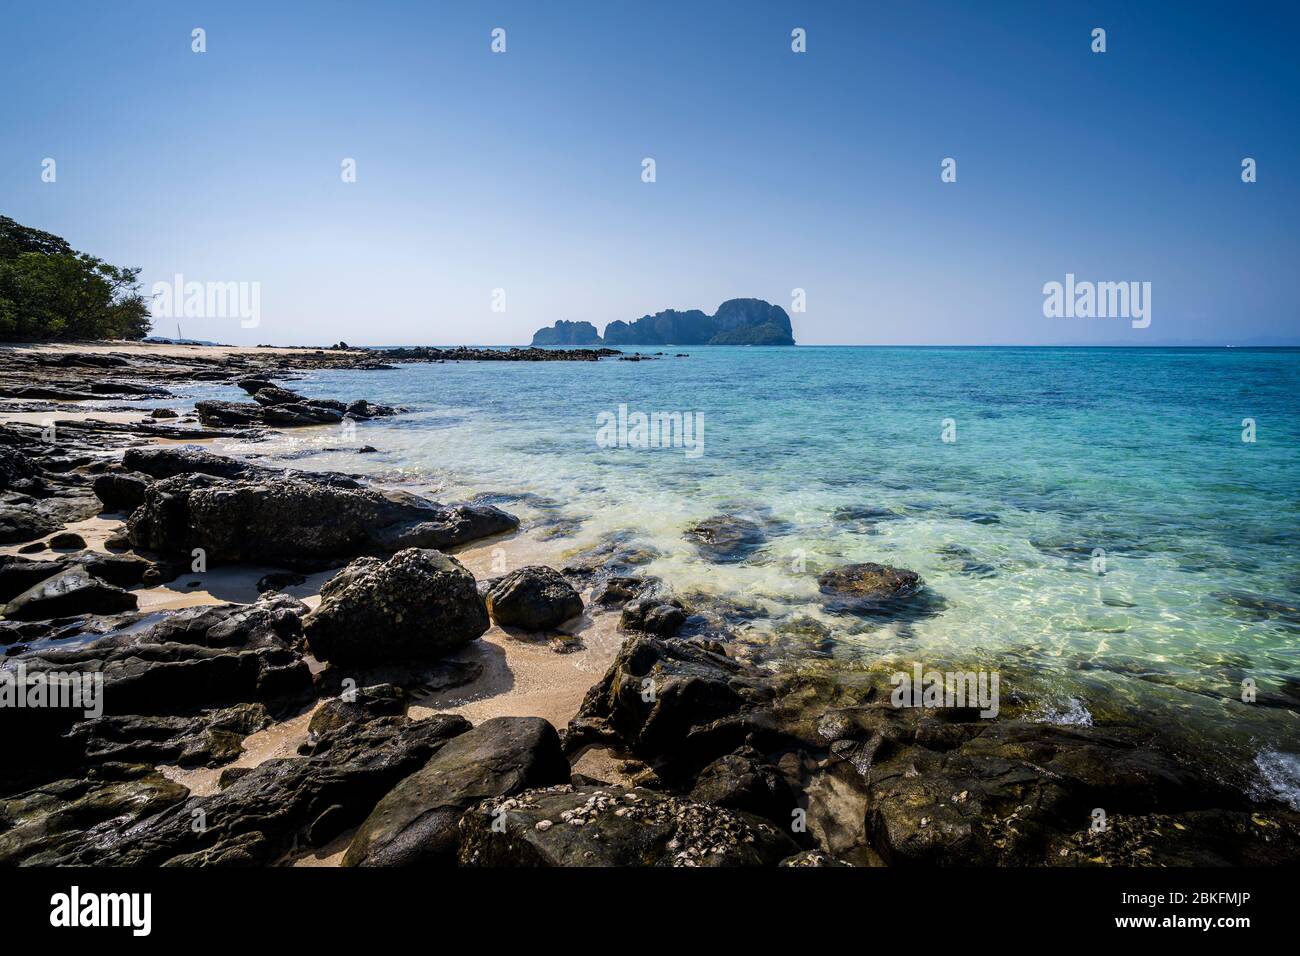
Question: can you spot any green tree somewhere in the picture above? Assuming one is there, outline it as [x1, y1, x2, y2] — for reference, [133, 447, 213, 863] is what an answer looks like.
[0, 215, 151, 341]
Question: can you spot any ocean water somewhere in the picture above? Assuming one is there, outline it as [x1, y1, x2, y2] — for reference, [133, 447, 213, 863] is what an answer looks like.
[187, 346, 1300, 800]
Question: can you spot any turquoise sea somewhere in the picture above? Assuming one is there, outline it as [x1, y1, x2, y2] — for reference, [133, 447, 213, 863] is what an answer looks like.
[182, 346, 1300, 804]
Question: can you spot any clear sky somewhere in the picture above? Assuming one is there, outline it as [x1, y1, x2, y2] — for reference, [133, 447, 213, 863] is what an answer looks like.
[2, 1, 1297, 346]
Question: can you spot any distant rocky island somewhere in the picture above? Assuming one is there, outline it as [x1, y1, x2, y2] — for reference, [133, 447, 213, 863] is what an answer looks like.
[531, 298, 795, 347]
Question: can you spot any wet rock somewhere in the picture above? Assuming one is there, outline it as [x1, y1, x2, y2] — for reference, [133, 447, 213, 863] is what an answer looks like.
[0, 764, 190, 866]
[345, 399, 398, 419]
[592, 575, 658, 607]
[127, 473, 518, 569]
[621, 595, 688, 636]
[485, 566, 583, 631]
[2, 565, 137, 621]
[458, 784, 799, 866]
[817, 562, 924, 616]
[48, 531, 86, 550]
[149, 408, 178, 419]
[344, 716, 570, 866]
[684, 514, 768, 563]
[304, 549, 488, 666]
[92, 471, 151, 512]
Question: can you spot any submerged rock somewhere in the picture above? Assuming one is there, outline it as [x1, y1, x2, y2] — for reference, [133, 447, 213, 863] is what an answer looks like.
[816, 562, 924, 616]
[344, 716, 570, 866]
[683, 514, 768, 563]
[485, 566, 583, 631]
[304, 549, 488, 665]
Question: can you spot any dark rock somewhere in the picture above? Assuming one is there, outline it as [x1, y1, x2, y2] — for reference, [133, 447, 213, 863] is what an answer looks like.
[149, 408, 178, 419]
[65, 703, 271, 768]
[567, 635, 785, 781]
[92, 471, 150, 512]
[11, 711, 471, 865]
[0, 764, 190, 866]
[620, 595, 688, 636]
[344, 716, 570, 866]
[345, 399, 398, 419]
[684, 514, 768, 563]
[193, 400, 268, 426]
[48, 531, 86, 550]
[252, 386, 305, 406]
[256, 570, 306, 593]
[261, 402, 344, 426]
[458, 784, 800, 866]
[2, 565, 137, 621]
[817, 562, 924, 616]
[126, 473, 518, 569]
[688, 747, 799, 824]
[306, 684, 407, 745]
[485, 566, 583, 631]
[303, 549, 488, 665]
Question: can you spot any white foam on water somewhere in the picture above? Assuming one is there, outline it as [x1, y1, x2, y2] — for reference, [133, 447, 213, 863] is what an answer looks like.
[1030, 697, 1093, 726]
[1254, 749, 1300, 811]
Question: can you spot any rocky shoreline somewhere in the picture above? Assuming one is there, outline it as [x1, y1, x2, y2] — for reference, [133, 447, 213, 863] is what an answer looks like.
[2, 343, 1298, 867]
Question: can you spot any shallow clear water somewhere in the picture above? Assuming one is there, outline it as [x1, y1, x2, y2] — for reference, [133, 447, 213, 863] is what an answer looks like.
[191, 346, 1300, 799]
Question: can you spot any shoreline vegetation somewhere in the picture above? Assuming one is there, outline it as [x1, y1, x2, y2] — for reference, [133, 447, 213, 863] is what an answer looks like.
[1, 341, 1298, 867]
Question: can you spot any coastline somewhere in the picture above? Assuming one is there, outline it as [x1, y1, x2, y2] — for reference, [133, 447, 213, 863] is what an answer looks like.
[2, 340, 1298, 868]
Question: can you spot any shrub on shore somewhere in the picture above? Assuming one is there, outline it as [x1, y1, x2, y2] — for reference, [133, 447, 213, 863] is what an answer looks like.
[0, 215, 151, 341]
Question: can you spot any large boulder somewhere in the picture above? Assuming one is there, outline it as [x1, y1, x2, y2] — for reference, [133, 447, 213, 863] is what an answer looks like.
[2, 565, 137, 621]
[344, 716, 570, 866]
[485, 566, 583, 631]
[567, 635, 785, 781]
[304, 549, 489, 665]
[126, 474, 518, 568]
[458, 784, 800, 866]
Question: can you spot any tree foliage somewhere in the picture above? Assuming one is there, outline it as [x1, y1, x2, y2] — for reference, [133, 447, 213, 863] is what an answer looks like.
[0, 215, 152, 341]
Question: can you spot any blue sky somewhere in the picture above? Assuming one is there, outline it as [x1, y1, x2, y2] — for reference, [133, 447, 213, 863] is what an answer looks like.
[2, 0, 1297, 345]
